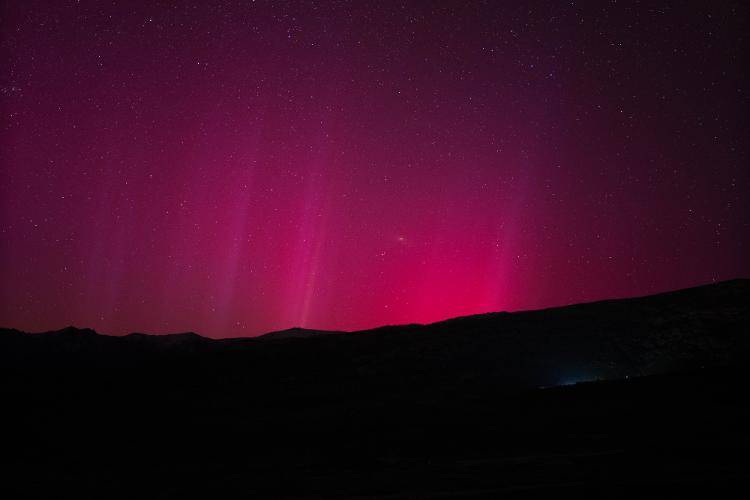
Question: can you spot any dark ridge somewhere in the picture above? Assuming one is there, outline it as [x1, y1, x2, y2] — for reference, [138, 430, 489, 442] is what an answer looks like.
[257, 326, 342, 340]
[2, 278, 749, 497]
[1, 278, 748, 387]
[51, 325, 99, 336]
[123, 331, 208, 343]
[9, 278, 746, 342]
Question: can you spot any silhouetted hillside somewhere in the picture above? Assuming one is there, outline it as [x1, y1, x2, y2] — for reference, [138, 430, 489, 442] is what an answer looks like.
[258, 326, 342, 340]
[3, 279, 748, 390]
[2, 279, 749, 498]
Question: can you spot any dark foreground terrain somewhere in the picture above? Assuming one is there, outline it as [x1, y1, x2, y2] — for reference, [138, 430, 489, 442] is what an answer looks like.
[2, 280, 749, 498]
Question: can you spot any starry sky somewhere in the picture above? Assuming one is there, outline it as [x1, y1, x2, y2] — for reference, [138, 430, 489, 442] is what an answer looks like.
[1, 1, 748, 337]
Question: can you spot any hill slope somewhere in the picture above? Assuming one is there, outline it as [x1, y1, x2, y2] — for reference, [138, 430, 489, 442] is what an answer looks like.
[2, 279, 748, 390]
[2, 279, 749, 498]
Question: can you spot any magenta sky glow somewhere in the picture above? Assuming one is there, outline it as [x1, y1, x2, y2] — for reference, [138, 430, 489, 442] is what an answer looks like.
[1, 1, 748, 337]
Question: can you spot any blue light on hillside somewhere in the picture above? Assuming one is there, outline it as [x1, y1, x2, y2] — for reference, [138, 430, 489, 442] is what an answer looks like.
[557, 372, 599, 386]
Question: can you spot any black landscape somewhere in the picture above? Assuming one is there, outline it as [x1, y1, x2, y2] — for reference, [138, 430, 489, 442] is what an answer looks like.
[3, 279, 750, 498]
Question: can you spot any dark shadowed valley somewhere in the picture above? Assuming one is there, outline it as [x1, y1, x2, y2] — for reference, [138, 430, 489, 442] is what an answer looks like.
[3, 280, 750, 498]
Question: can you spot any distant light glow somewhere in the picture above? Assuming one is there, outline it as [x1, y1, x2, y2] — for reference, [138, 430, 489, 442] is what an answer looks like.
[558, 376, 596, 387]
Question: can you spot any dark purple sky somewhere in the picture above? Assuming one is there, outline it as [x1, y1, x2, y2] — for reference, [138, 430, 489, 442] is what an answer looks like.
[1, 1, 748, 337]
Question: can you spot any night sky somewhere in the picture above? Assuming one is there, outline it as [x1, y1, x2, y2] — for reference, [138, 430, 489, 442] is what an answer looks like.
[1, 1, 747, 337]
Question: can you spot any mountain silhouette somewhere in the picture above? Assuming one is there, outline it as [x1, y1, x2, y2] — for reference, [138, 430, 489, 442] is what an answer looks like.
[3, 279, 749, 498]
[258, 326, 342, 340]
[3, 279, 748, 389]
